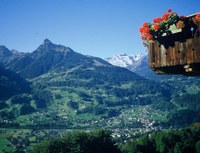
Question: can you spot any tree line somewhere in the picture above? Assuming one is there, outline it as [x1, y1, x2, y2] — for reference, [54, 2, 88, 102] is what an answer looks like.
[32, 123, 200, 153]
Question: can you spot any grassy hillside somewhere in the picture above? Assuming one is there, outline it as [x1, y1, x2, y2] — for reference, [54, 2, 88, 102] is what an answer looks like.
[121, 123, 200, 153]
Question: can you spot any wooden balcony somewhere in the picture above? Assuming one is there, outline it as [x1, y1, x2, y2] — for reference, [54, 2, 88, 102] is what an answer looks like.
[148, 13, 200, 75]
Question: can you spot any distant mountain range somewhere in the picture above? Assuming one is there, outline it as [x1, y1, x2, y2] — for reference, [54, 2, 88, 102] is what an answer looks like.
[105, 53, 145, 68]
[106, 53, 145, 70]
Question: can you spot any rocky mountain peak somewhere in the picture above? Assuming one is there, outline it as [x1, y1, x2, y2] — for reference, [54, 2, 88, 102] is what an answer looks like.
[34, 39, 73, 54]
[0, 46, 12, 57]
[39, 39, 55, 50]
[43, 38, 52, 44]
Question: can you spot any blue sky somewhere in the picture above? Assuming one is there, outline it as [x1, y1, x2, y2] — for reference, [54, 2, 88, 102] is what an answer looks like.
[0, 0, 199, 58]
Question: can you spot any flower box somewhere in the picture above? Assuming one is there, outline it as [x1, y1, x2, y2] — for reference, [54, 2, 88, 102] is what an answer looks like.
[141, 11, 200, 75]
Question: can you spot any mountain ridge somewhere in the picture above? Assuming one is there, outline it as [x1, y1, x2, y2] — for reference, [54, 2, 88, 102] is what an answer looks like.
[2, 39, 116, 78]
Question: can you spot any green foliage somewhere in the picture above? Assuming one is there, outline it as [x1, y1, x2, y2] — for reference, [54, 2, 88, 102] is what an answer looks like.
[20, 104, 36, 115]
[93, 106, 107, 115]
[156, 91, 200, 128]
[55, 94, 62, 99]
[151, 99, 176, 112]
[32, 130, 122, 153]
[123, 135, 157, 153]
[11, 94, 31, 104]
[0, 136, 15, 152]
[107, 109, 120, 117]
[0, 101, 8, 110]
[196, 141, 200, 153]
[122, 124, 200, 153]
[168, 110, 200, 127]
[67, 101, 79, 110]
[174, 92, 200, 111]
[32, 89, 52, 108]
[0, 111, 15, 119]
[0, 66, 31, 100]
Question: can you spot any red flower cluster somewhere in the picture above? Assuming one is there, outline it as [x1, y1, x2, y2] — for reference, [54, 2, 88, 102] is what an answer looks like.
[153, 17, 162, 23]
[139, 9, 187, 46]
[139, 22, 152, 41]
[195, 13, 200, 22]
[139, 23, 150, 33]
[153, 24, 160, 31]
[162, 13, 170, 21]
[167, 9, 172, 13]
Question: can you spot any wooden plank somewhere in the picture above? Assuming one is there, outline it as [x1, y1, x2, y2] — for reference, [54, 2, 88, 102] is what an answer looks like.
[174, 41, 180, 65]
[154, 41, 161, 67]
[168, 46, 174, 66]
[160, 44, 166, 67]
[148, 42, 152, 68]
[179, 42, 187, 65]
[192, 36, 200, 63]
[186, 38, 194, 64]
[148, 41, 155, 68]
[166, 47, 170, 66]
[157, 42, 161, 67]
[148, 42, 151, 68]
[153, 41, 157, 67]
[177, 41, 181, 65]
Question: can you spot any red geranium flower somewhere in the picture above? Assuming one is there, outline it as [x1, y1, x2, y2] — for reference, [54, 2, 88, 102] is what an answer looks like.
[176, 20, 185, 29]
[153, 24, 160, 31]
[142, 22, 149, 27]
[162, 13, 170, 21]
[153, 17, 162, 23]
[167, 9, 172, 13]
[143, 27, 150, 33]
[146, 34, 153, 41]
[139, 27, 143, 33]
[195, 13, 200, 22]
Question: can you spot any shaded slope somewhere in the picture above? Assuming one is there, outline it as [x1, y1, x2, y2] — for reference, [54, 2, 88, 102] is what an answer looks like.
[0, 65, 31, 100]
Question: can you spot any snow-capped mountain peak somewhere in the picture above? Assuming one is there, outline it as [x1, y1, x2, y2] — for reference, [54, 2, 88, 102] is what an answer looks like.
[106, 53, 145, 68]
[132, 54, 144, 61]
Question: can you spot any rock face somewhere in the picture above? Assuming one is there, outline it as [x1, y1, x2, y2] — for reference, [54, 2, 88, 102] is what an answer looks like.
[0, 46, 13, 64]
